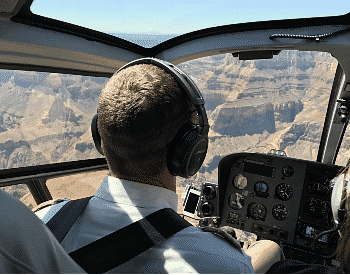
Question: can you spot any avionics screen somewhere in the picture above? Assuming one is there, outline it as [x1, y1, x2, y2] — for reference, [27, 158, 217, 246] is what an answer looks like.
[243, 162, 275, 177]
[184, 192, 200, 214]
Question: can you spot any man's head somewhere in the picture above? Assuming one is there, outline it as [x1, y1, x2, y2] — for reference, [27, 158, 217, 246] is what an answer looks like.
[97, 63, 192, 187]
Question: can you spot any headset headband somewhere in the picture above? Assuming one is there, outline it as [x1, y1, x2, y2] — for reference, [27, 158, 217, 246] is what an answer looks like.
[114, 57, 209, 136]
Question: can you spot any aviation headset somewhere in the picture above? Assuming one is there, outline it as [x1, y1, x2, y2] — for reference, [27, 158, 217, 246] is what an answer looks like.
[331, 168, 350, 234]
[91, 57, 210, 178]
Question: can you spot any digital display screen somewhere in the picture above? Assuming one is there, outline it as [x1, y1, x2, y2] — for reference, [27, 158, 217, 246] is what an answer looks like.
[184, 192, 200, 214]
[243, 162, 275, 177]
[305, 226, 315, 238]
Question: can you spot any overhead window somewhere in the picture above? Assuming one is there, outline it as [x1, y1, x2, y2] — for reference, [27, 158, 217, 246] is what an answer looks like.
[30, 0, 350, 48]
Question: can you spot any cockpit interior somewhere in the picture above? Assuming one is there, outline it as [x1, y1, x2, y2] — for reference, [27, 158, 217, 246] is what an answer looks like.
[1, 0, 350, 270]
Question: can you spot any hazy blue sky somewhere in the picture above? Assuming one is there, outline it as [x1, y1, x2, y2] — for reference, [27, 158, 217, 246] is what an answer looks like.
[31, 0, 350, 35]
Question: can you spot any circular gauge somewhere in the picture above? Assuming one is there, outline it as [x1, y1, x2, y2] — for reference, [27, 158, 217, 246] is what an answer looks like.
[248, 203, 267, 220]
[254, 181, 268, 193]
[233, 174, 248, 189]
[310, 181, 331, 195]
[319, 200, 329, 216]
[282, 165, 294, 177]
[203, 186, 216, 199]
[272, 205, 289, 220]
[228, 193, 245, 210]
[275, 183, 293, 201]
[306, 198, 317, 215]
[201, 202, 214, 216]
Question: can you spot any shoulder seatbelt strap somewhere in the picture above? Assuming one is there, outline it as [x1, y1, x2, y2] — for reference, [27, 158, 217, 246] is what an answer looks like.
[45, 196, 92, 243]
[46, 197, 191, 274]
[69, 207, 191, 273]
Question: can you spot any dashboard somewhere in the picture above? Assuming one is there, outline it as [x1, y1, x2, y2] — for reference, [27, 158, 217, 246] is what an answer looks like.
[209, 152, 342, 262]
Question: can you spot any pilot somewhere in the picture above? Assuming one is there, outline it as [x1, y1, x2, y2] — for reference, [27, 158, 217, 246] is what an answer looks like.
[36, 59, 284, 273]
[0, 189, 86, 273]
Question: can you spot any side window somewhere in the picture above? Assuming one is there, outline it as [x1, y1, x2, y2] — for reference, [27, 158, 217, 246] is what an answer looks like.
[0, 69, 108, 209]
[0, 70, 108, 170]
[0, 183, 37, 210]
[46, 170, 109, 201]
[336, 125, 350, 166]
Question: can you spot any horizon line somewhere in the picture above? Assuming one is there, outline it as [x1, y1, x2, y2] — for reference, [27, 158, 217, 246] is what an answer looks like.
[108, 32, 181, 36]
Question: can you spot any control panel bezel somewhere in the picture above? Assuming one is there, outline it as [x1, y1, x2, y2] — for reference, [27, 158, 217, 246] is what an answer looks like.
[217, 152, 341, 253]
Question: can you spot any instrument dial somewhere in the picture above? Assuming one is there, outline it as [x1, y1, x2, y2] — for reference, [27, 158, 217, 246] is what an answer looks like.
[228, 193, 245, 210]
[233, 174, 248, 189]
[319, 200, 329, 215]
[310, 181, 331, 195]
[254, 181, 268, 193]
[275, 183, 293, 201]
[248, 203, 267, 220]
[272, 205, 289, 220]
[282, 165, 294, 177]
[309, 198, 316, 211]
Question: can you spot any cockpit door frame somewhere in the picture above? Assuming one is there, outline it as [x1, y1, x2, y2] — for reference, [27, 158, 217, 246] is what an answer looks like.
[317, 64, 348, 164]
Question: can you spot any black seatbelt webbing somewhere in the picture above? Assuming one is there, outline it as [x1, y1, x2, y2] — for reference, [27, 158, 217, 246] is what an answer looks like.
[46, 196, 92, 243]
[45, 197, 191, 274]
[68, 208, 191, 274]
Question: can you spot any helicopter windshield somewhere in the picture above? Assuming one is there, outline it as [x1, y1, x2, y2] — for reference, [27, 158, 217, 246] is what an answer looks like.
[0, 50, 340, 194]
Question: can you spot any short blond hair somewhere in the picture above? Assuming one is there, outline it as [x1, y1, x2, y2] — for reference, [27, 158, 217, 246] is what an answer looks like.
[97, 64, 191, 177]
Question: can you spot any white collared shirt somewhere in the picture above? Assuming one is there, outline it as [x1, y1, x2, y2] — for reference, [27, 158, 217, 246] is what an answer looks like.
[36, 176, 255, 273]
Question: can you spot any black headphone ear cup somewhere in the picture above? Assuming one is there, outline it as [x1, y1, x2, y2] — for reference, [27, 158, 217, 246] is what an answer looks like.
[91, 114, 104, 155]
[167, 127, 208, 178]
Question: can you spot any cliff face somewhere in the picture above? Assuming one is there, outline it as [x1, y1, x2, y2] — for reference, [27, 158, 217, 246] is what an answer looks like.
[177, 50, 338, 188]
[274, 101, 303, 123]
[211, 100, 275, 136]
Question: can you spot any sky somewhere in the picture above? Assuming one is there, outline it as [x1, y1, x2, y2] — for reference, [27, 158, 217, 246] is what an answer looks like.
[31, 0, 350, 35]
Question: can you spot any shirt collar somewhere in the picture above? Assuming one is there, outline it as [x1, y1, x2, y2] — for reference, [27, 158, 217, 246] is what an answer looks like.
[94, 176, 178, 212]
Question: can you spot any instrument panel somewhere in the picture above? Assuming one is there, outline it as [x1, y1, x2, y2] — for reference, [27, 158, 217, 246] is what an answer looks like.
[217, 153, 341, 256]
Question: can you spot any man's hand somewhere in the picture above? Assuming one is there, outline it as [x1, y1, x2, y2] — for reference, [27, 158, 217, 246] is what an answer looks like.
[202, 225, 241, 249]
